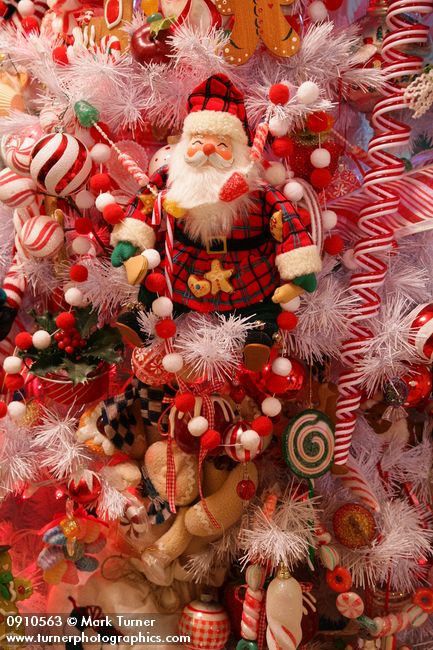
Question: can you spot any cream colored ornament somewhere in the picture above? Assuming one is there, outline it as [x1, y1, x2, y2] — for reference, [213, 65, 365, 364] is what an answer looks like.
[266, 564, 303, 650]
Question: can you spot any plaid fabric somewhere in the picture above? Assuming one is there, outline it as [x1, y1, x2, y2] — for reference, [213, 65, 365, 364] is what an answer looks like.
[127, 170, 315, 311]
[140, 467, 172, 525]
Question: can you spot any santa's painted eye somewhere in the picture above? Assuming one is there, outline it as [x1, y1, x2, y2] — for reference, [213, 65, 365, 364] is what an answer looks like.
[192, 140, 203, 146]
[218, 143, 228, 149]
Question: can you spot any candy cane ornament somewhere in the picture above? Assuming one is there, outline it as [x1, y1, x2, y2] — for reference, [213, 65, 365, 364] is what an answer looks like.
[241, 564, 266, 641]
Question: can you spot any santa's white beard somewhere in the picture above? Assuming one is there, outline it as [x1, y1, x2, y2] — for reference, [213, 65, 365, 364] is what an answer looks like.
[165, 135, 262, 244]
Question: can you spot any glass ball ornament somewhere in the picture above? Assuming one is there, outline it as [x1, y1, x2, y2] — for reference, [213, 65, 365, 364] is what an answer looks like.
[178, 595, 230, 650]
[68, 475, 101, 505]
[401, 364, 432, 407]
[236, 479, 256, 500]
[262, 358, 306, 398]
[407, 303, 433, 362]
[148, 144, 175, 177]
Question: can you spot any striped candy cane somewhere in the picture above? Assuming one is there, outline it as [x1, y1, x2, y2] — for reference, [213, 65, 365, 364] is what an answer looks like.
[241, 565, 267, 641]
[250, 122, 270, 162]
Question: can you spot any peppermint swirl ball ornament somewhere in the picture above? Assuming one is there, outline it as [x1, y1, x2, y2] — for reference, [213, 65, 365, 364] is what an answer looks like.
[282, 409, 335, 478]
[30, 133, 92, 197]
[0, 167, 36, 207]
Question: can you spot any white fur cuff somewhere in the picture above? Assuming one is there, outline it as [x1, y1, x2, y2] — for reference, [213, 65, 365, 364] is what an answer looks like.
[183, 110, 248, 145]
[110, 218, 156, 250]
[276, 245, 322, 281]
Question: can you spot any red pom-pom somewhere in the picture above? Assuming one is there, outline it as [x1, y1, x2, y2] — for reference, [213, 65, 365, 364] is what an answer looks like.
[310, 168, 332, 189]
[75, 217, 93, 235]
[15, 332, 33, 350]
[52, 46, 69, 65]
[174, 392, 195, 413]
[145, 272, 166, 293]
[21, 15, 39, 32]
[5, 374, 24, 391]
[0, 401, 7, 418]
[70, 264, 88, 282]
[271, 137, 294, 158]
[0, 0, 8, 15]
[306, 111, 329, 133]
[102, 203, 124, 225]
[324, 234, 344, 255]
[269, 83, 290, 105]
[324, 0, 343, 9]
[297, 207, 311, 227]
[155, 318, 176, 339]
[277, 311, 298, 331]
[90, 122, 111, 143]
[201, 429, 221, 451]
[89, 173, 111, 194]
[251, 415, 273, 437]
[55, 312, 76, 330]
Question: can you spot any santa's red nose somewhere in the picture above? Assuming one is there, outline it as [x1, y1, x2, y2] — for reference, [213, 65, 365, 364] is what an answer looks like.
[203, 143, 216, 156]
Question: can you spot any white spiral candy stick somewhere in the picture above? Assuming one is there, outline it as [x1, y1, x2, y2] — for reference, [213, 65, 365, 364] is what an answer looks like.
[241, 564, 266, 641]
[266, 564, 303, 650]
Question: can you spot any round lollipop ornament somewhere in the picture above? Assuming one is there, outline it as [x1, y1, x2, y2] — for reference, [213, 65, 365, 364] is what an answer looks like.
[282, 409, 335, 478]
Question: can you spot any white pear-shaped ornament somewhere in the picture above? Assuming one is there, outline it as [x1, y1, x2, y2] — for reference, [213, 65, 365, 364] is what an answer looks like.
[266, 564, 303, 650]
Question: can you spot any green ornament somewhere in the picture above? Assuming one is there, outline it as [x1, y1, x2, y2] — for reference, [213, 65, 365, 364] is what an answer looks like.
[236, 641, 257, 650]
[74, 100, 100, 128]
[146, 12, 163, 22]
[282, 409, 335, 479]
[293, 273, 317, 293]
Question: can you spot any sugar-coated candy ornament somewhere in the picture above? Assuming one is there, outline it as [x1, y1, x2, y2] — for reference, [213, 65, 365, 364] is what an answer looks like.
[72, 237, 92, 255]
[310, 148, 331, 168]
[283, 180, 304, 202]
[413, 588, 433, 613]
[319, 544, 340, 570]
[152, 297, 173, 318]
[0, 168, 36, 208]
[335, 592, 364, 619]
[162, 353, 184, 373]
[95, 192, 115, 212]
[32, 330, 51, 350]
[236, 479, 256, 500]
[282, 409, 335, 478]
[188, 416, 209, 437]
[65, 287, 84, 307]
[269, 116, 289, 137]
[272, 357, 293, 376]
[281, 296, 301, 312]
[322, 209, 338, 230]
[75, 190, 95, 210]
[141, 249, 161, 269]
[174, 392, 195, 413]
[74, 100, 100, 128]
[90, 143, 111, 163]
[20, 215, 64, 258]
[8, 401, 26, 420]
[308, 0, 328, 21]
[15, 332, 33, 350]
[261, 396, 282, 417]
[297, 81, 320, 105]
[240, 429, 261, 451]
[333, 503, 376, 549]
[3, 356, 23, 374]
[326, 566, 352, 593]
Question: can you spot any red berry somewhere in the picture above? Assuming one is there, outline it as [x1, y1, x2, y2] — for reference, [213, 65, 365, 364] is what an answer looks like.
[89, 173, 111, 194]
[326, 566, 352, 593]
[102, 203, 124, 225]
[277, 311, 298, 331]
[70, 264, 88, 282]
[80, 339, 87, 347]
[15, 332, 33, 350]
[65, 345, 74, 354]
[21, 16, 39, 32]
[269, 83, 290, 105]
[62, 336, 71, 345]
[324, 234, 344, 255]
[271, 136, 294, 158]
[310, 168, 332, 189]
[5, 374, 24, 391]
[72, 339, 80, 348]
[306, 111, 329, 133]
[56, 312, 76, 330]
[90, 122, 111, 144]
[174, 392, 195, 413]
[201, 429, 221, 451]
[52, 46, 69, 65]
[75, 218, 93, 235]
[53, 332, 63, 341]
[155, 319, 176, 339]
[145, 272, 166, 293]
[0, 401, 7, 418]
[58, 341, 66, 350]
[251, 415, 273, 437]
[236, 479, 256, 500]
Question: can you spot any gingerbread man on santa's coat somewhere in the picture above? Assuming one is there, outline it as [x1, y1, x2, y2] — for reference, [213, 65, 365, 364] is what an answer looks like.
[111, 75, 322, 360]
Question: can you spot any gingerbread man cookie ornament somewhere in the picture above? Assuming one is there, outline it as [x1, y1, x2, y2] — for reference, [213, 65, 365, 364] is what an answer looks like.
[217, 0, 301, 64]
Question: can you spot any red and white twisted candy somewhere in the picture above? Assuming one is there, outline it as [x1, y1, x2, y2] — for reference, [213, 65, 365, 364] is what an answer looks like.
[250, 122, 269, 162]
[333, 0, 432, 466]
[266, 571, 303, 650]
[372, 604, 427, 638]
[241, 564, 266, 641]
[340, 457, 381, 513]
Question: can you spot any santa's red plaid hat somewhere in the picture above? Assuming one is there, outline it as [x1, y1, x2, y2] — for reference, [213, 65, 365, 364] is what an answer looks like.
[184, 74, 252, 146]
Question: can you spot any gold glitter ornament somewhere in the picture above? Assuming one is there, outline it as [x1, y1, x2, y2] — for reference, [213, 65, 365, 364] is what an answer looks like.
[333, 502, 376, 549]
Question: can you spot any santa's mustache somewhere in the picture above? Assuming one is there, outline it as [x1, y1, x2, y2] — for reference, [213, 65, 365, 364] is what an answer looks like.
[185, 149, 234, 169]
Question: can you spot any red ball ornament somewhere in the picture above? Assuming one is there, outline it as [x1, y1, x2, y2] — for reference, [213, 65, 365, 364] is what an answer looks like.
[5, 374, 25, 391]
[236, 479, 256, 500]
[277, 311, 298, 331]
[90, 122, 111, 144]
[230, 384, 246, 404]
[69, 264, 88, 282]
[155, 318, 176, 339]
[306, 111, 329, 133]
[21, 15, 39, 32]
[15, 332, 33, 350]
[179, 597, 230, 650]
[145, 272, 166, 293]
[262, 358, 306, 398]
[269, 83, 290, 105]
[324, 234, 344, 255]
[102, 203, 124, 225]
[52, 46, 69, 65]
[0, 401, 7, 418]
[310, 168, 332, 189]
[201, 429, 221, 451]
[130, 24, 172, 65]
[55, 312, 76, 330]
[174, 392, 196, 413]
[251, 415, 273, 437]
[89, 172, 111, 194]
[75, 217, 93, 234]
[271, 136, 294, 158]
[402, 363, 432, 407]
[408, 303, 433, 362]
[68, 476, 101, 505]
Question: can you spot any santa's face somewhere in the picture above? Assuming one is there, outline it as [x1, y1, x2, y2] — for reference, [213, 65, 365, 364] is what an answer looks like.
[185, 133, 234, 169]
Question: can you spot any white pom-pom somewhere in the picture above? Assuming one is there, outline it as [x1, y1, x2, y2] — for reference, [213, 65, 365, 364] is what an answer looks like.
[3, 356, 23, 374]
[310, 148, 331, 168]
[322, 209, 338, 230]
[342, 248, 358, 270]
[162, 353, 184, 373]
[269, 116, 289, 137]
[75, 190, 95, 210]
[17, 0, 35, 15]
[141, 248, 161, 270]
[297, 81, 320, 105]
[95, 192, 115, 212]
[272, 357, 293, 377]
[32, 330, 51, 350]
[240, 429, 261, 451]
[8, 401, 26, 420]
[308, 0, 328, 22]
[65, 287, 84, 306]
[72, 236, 92, 255]
[281, 296, 301, 312]
[152, 297, 173, 318]
[261, 397, 282, 417]
[188, 416, 209, 437]
[264, 162, 287, 186]
[283, 180, 304, 202]
[90, 144, 111, 164]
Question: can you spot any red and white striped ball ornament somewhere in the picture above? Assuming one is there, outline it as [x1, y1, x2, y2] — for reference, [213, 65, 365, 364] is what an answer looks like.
[20, 215, 64, 258]
[0, 167, 36, 208]
[179, 595, 230, 650]
[29, 133, 92, 197]
[223, 420, 263, 462]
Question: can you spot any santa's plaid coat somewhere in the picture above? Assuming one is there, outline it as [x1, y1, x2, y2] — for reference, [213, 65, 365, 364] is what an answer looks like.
[112, 165, 321, 312]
